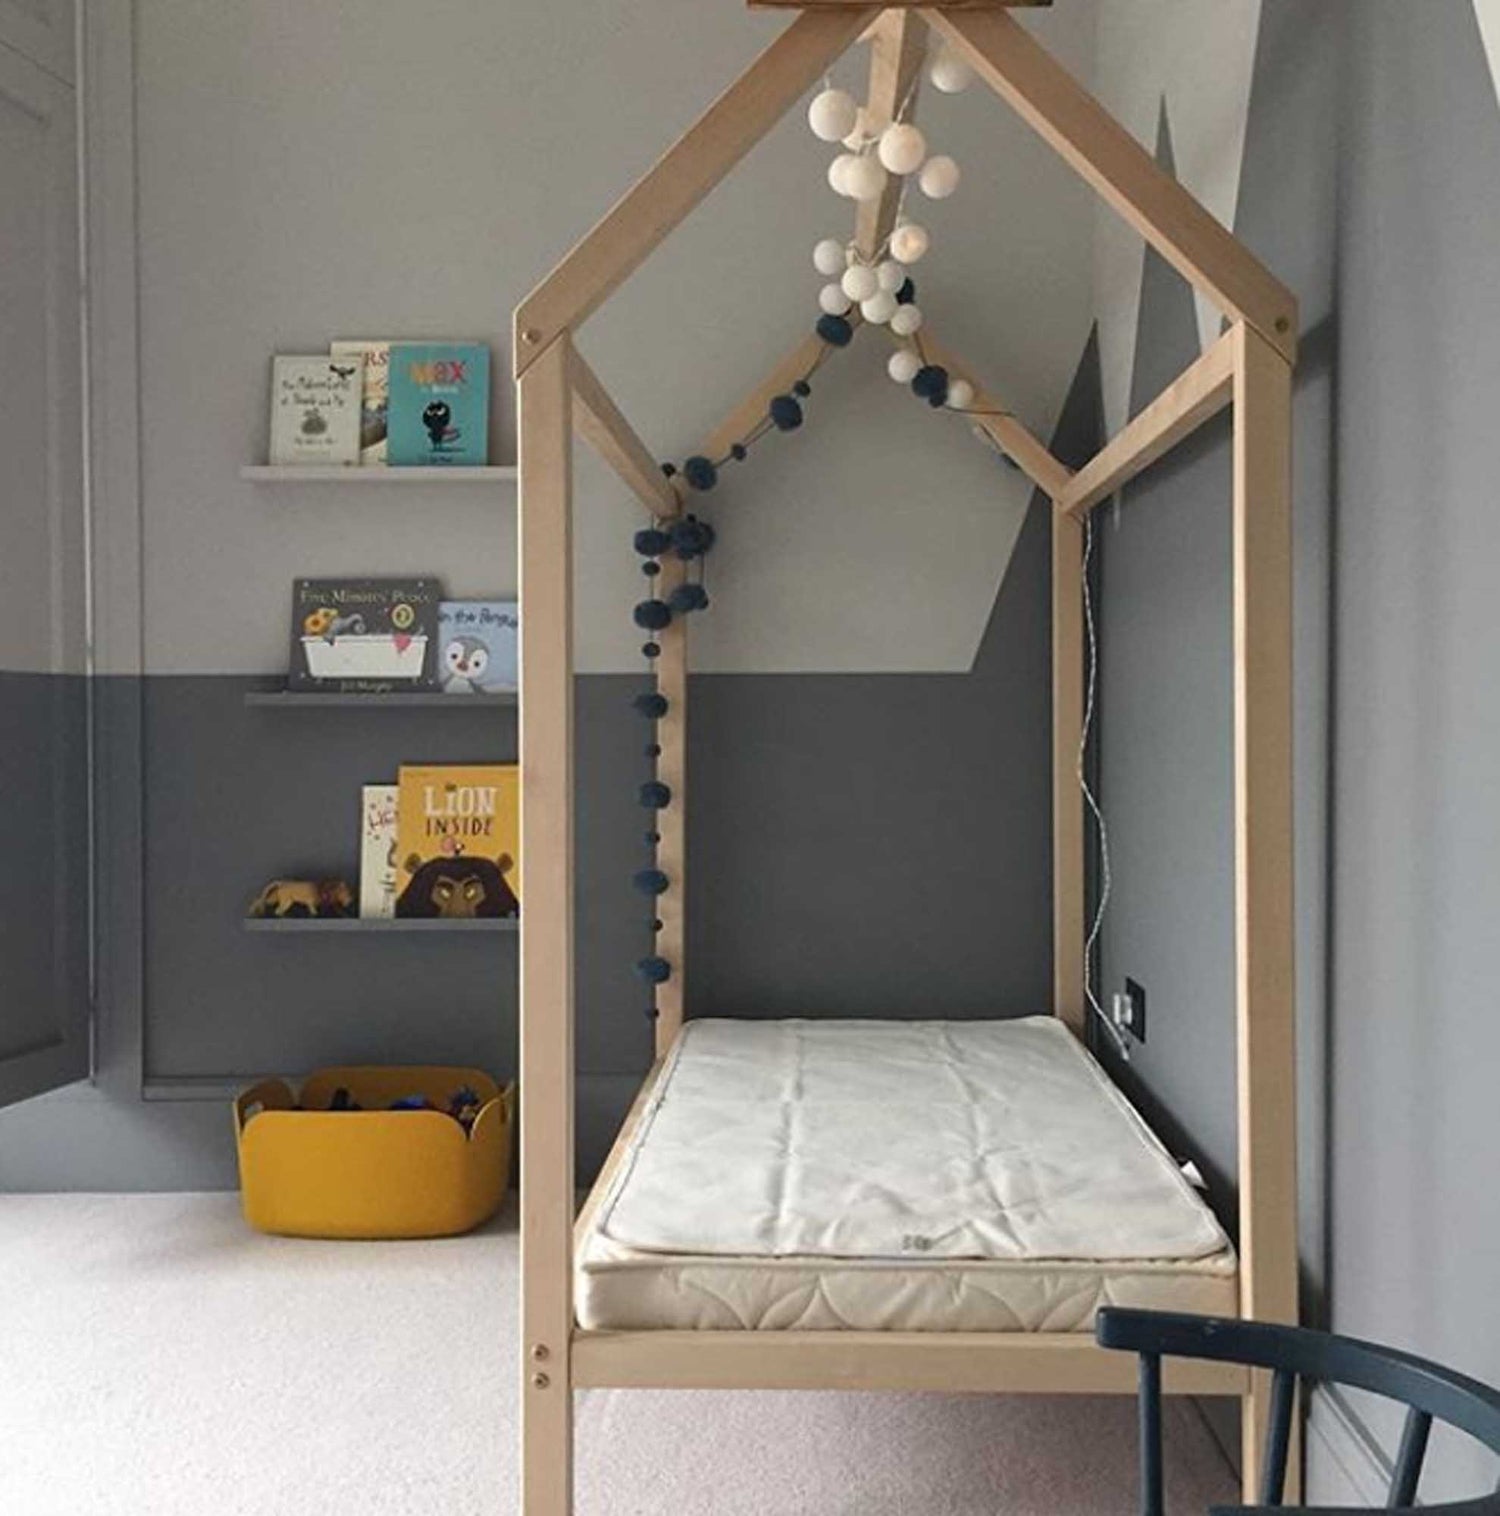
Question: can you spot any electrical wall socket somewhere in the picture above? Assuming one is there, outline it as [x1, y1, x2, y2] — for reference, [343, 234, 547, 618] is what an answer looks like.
[1110, 978, 1147, 1045]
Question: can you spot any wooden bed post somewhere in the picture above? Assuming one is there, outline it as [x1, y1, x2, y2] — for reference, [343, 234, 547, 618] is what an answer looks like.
[653, 551, 688, 1053]
[1052, 509, 1085, 1036]
[1231, 320, 1298, 1501]
[518, 334, 576, 1516]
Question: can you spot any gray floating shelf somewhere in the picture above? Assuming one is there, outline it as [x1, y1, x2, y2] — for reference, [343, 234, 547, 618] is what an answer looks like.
[244, 690, 516, 708]
[244, 916, 519, 933]
[240, 464, 517, 483]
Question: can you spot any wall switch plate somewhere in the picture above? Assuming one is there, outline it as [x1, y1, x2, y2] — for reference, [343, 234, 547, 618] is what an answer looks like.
[1111, 979, 1147, 1045]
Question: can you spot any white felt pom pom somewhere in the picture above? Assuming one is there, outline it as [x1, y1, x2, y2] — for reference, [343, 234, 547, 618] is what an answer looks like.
[889, 222, 930, 264]
[861, 290, 898, 325]
[888, 350, 922, 384]
[813, 238, 846, 276]
[946, 378, 975, 410]
[877, 122, 927, 176]
[841, 263, 879, 302]
[818, 282, 852, 316]
[929, 46, 974, 94]
[918, 155, 960, 200]
[889, 303, 924, 337]
[876, 259, 905, 293]
[827, 154, 858, 196]
[809, 88, 858, 143]
[843, 154, 888, 203]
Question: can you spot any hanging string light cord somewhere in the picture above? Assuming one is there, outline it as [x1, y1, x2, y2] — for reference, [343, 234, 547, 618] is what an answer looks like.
[1078, 512, 1125, 1061]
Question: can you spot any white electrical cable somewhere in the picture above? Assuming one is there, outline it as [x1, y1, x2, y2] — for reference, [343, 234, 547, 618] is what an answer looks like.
[1079, 514, 1128, 1062]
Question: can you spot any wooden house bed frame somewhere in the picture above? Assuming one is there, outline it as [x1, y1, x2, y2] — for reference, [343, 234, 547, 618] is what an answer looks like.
[512, 4, 1298, 1511]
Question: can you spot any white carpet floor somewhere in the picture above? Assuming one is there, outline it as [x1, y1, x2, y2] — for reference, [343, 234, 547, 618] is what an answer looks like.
[0, 1193, 1237, 1515]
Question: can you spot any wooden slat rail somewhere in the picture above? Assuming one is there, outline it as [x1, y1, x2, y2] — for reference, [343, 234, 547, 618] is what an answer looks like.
[653, 554, 688, 1051]
[909, 328, 1073, 500]
[570, 349, 680, 518]
[1058, 328, 1236, 519]
[1230, 320, 1299, 1501]
[572, 1328, 1250, 1395]
[1052, 510, 1085, 1034]
[854, 10, 929, 259]
[514, 8, 876, 375]
[926, 9, 1298, 365]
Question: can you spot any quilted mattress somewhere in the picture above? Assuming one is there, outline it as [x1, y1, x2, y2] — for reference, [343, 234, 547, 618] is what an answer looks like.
[575, 1017, 1237, 1332]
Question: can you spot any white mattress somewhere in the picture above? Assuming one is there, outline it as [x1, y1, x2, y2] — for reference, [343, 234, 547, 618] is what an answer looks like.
[576, 1017, 1237, 1333]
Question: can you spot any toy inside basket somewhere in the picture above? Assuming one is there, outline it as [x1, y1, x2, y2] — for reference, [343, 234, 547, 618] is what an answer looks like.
[234, 1065, 514, 1239]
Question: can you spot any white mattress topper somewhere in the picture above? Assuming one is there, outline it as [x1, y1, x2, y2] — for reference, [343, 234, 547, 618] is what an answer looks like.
[596, 1017, 1229, 1266]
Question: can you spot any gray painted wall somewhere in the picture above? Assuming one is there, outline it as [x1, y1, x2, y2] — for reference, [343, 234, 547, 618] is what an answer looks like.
[1326, 4, 1500, 1500]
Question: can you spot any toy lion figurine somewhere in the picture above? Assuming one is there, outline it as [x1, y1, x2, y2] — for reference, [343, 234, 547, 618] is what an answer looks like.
[249, 878, 355, 919]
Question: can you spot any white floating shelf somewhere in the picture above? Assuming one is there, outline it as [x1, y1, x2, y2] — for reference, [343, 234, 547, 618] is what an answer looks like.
[240, 464, 517, 484]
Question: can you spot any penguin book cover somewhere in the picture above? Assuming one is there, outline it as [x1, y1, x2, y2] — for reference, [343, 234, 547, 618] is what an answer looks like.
[437, 601, 518, 694]
[386, 342, 490, 466]
[286, 577, 442, 692]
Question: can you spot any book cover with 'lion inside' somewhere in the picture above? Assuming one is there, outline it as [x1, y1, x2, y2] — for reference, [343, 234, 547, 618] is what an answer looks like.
[394, 765, 520, 918]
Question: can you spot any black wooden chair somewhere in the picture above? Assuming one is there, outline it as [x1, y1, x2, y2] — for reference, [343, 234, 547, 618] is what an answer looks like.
[1095, 1307, 1500, 1516]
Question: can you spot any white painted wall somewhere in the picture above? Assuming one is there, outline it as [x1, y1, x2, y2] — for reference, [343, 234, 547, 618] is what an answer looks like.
[124, 0, 1096, 677]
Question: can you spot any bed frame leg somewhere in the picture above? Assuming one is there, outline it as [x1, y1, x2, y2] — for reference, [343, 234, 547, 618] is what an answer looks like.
[518, 332, 578, 1516]
[522, 1388, 573, 1516]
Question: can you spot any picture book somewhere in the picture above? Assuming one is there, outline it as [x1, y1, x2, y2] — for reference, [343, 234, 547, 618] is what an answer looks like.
[394, 764, 520, 918]
[286, 578, 441, 692]
[330, 340, 392, 464]
[386, 342, 490, 466]
[359, 784, 400, 918]
[268, 355, 363, 465]
[437, 600, 518, 694]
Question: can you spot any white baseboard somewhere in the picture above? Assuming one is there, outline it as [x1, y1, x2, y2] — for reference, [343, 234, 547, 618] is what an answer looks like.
[1306, 1385, 1391, 1506]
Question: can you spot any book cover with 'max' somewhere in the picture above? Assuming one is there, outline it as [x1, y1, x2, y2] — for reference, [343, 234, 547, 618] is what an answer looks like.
[387, 343, 490, 466]
[394, 764, 520, 918]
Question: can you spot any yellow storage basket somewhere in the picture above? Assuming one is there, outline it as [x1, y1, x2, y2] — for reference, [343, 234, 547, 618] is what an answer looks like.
[234, 1066, 514, 1239]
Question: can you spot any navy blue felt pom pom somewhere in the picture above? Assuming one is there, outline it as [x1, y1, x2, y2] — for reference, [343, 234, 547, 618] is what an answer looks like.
[644, 742, 661, 758]
[911, 365, 949, 403]
[682, 455, 718, 491]
[644, 830, 660, 845]
[641, 561, 660, 578]
[660, 462, 677, 478]
[730, 443, 747, 462]
[670, 516, 716, 560]
[633, 868, 670, 896]
[816, 313, 854, 347]
[668, 582, 710, 615]
[651, 917, 663, 932]
[769, 394, 804, 432]
[639, 780, 672, 809]
[636, 956, 672, 985]
[633, 692, 669, 719]
[633, 599, 672, 631]
[642, 640, 661, 658]
[792, 379, 811, 398]
[634, 527, 671, 557]
[895, 278, 916, 305]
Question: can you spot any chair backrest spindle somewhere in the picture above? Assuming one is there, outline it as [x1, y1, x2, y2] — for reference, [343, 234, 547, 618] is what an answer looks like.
[1386, 1407, 1432, 1508]
[1261, 1367, 1299, 1506]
